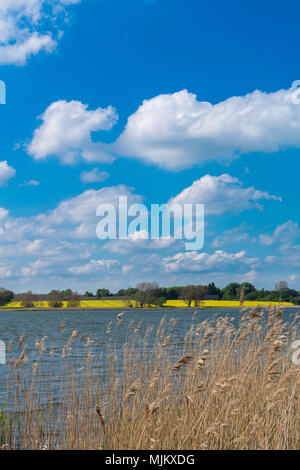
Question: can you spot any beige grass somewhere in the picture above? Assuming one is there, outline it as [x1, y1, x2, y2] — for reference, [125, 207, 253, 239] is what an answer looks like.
[1, 305, 300, 450]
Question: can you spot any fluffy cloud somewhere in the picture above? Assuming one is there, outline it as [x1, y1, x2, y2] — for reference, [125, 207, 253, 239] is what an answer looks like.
[265, 255, 277, 264]
[267, 244, 300, 269]
[28, 100, 117, 164]
[169, 174, 281, 214]
[27, 84, 300, 169]
[0, 0, 80, 66]
[211, 226, 250, 248]
[0, 265, 12, 278]
[20, 259, 51, 278]
[0, 178, 288, 289]
[80, 168, 110, 184]
[238, 269, 258, 284]
[255, 222, 300, 272]
[289, 274, 297, 283]
[259, 220, 300, 246]
[68, 259, 120, 275]
[0, 208, 9, 221]
[103, 230, 179, 254]
[42, 184, 142, 238]
[19, 179, 40, 187]
[0, 184, 142, 242]
[112, 86, 300, 169]
[0, 161, 16, 186]
[162, 250, 259, 273]
[0, 185, 142, 285]
[0, 34, 56, 66]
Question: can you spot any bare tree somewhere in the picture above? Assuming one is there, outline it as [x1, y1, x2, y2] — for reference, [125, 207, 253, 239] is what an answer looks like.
[275, 281, 288, 292]
[48, 290, 64, 308]
[21, 291, 36, 308]
[135, 282, 159, 308]
[180, 285, 196, 307]
[194, 285, 207, 307]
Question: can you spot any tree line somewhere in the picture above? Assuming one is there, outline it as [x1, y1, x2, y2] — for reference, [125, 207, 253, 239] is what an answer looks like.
[94, 280, 300, 306]
[0, 280, 300, 308]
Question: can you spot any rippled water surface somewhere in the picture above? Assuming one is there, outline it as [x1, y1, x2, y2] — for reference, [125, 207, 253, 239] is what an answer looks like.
[0, 307, 299, 403]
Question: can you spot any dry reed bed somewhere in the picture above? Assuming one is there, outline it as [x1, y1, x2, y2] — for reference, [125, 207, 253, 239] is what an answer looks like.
[1, 304, 300, 450]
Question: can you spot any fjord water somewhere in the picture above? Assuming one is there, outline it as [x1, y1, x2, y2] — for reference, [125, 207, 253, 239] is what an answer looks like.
[0, 308, 299, 403]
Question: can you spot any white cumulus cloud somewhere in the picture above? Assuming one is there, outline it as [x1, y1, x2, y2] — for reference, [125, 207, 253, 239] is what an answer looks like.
[103, 230, 179, 254]
[28, 100, 118, 164]
[0, 185, 141, 285]
[211, 225, 251, 248]
[259, 220, 300, 246]
[162, 250, 259, 273]
[0, 0, 80, 66]
[168, 174, 281, 214]
[0, 265, 12, 278]
[80, 168, 110, 184]
[0, 161, 16, 186]
[68, 259, 120, 275]
[27, 84, 300, 169]
[0, 184, 142, 242]
[112, 85, 300, 169]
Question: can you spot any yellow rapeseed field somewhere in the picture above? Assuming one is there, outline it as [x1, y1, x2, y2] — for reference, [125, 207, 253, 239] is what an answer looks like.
[0, 299, 294, 309]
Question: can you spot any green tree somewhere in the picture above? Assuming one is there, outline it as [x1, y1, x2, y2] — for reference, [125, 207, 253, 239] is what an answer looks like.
[237, 283, 256, 300]
[62, 289, 73, 298]
[96, 289, 111, 298]
[0, 289, 14, 306]
[221, 283, 241, 300]
[165, 287, 181, 300]
[206, 282, 221, 297]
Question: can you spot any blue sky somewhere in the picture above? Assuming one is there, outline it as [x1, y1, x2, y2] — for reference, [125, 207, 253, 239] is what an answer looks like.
[1, 0, 300, 293]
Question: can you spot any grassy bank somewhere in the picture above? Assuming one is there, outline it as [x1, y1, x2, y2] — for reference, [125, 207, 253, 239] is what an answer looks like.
[1, 305, 300, 449]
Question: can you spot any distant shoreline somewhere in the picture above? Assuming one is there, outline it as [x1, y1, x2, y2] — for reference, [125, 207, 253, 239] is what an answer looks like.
[1, 305, 300, 312]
